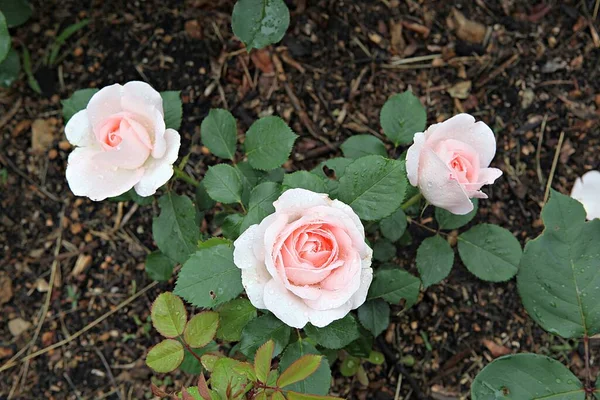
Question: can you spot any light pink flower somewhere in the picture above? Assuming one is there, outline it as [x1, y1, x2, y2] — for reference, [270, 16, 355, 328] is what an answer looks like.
[571, 170, 600, 220]
[65, 81, 180, 201]
[233, 189, 373, 328]
[406, 113, 502, 215]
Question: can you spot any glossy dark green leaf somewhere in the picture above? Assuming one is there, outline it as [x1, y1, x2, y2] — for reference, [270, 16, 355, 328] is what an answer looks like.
[340, 135, 387, 159]
[416, 235, 454, 288]
[244, 116, 297, 171]
[145, 251, 176, 282]
[201, 108, 237, 160]
[231, 0, 290, 50]
[239, 313, 291, 358]
[380, 91, 426, 146]
[304, 315, 360, 349]
[160, 91, 182, 130]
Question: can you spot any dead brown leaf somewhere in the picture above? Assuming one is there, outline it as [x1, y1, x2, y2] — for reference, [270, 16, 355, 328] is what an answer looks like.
[448, 8, 487, 44]
[0, 272, 12, 306]
[482, 339, 511, 358]
[390, 20, 405, 55]
[9, 318, 32, 337]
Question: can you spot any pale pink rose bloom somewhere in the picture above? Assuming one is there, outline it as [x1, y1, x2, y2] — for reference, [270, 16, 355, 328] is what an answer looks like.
[406, 113, 502, 215]
[233, 189, 373, 328]
[65, 81, 181, 201]
[571, 170, 600, 220]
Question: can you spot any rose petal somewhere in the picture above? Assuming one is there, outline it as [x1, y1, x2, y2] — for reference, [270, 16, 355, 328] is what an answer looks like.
[349, 267, 373, 309]
[134, 129, 180, 196]
[65, 110, 95, 147]
[92, 124, 151, 170]
[66, 147, 144, 201]
[425, 113, 497, 168]
[273, 188, 330, 217]
[86, 83, 124, 132]
[263, 279, 311, 328]
[463, 167, 503, 196]
[571, 170, 600, 220]
[406, 131, 426, 187]
[241, 268, 271, 310]
[123, 81, 164, 116]
[233, 224, 262, 270]
[419, 147, 474, 215]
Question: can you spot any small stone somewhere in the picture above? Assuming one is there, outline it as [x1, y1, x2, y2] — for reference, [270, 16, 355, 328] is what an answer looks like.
[184, 20, 202, 40]
[70, 223, 83, 235]
[9, 318, 32, 337]
[31, 119, 55, 153]
[48, 149, 58, 160]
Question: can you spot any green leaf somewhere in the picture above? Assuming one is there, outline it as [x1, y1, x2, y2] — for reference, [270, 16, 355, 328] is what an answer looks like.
[0, 47, 20, 88]
[373, 240, 396, 262]
[286, 392, 342, 400]
[48, 19, 90, 66]
[109, 188, 154, 206]
[244, 116, 298, 171]
[340, 135, 387, 159]
[145, 251, 176, 282]
[368, 351, 385, 365]
[179, 342, 219, 374]
[204, 164, 243, 204]
[240, 181, 281, 234]
[517, 190, 600, 338]
[471, 354, 584, 400]
[146, 339, 185, 373]
[436, 199, 479, 230]
[357, 299, 389, 337]
[0, 11, 9, 64]
[61, 88, 99, 122]
[201, 108, 237, 160]
[283, 171, 327, 193]
[151, 292, 187, 338]
[277, 355, 323, 388]
[379, 207, 407, 242]
[416, 235, 454, 288]
[340, 356, 360, 377]
[312, 158, 352, 180]
[279, 341, 331, 395]
[380, 91, 426, 146]
[338, 156, 407, 221]
[153, 193, 200, 264]
[216, 298, 257, 341]
[0, 0, 32, 28]
[184, 312, 219, 348]
[231, 0, 290, 51]
[211, 358, 252, 400]
[304, 315, 360, 349]
[254, 340, 275, 383]
[458, 224, 521, 282]
[222, 213, 244, 240]
[239, 314, 291, 358]
[174, 244, 243, 308]
[368, 268, 420, 307]
[200, 354, 220, 372]
[198, 237, 231, 249]
[195, 182, 216, 212]
[161, 91, 182, 130]
[344, 325, 373, 358]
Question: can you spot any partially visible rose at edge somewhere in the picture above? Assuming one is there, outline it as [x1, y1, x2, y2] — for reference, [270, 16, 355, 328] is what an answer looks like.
[571, 170, 600, 220]
[233, 188, 373, 329]
[406, 113, 502, 215]
[65, 81, 181, 201]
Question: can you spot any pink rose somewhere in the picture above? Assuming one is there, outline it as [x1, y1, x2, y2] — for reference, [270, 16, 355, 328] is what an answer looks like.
[406, 113, 502, 215]
[571, 170, 600, 220]
[233, 189, 373, 328]
[65, 81, 181, 201]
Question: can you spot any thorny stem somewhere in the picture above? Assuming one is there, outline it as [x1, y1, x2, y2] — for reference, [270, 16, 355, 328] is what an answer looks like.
[174, 166, 200, 187]
[401, 193, 422, 210]
[407, 217, 446, 236]
[179, 335, 204, 365]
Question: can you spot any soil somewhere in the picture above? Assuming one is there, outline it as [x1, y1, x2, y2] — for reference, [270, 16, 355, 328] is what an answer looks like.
[1, 0, 600, 399]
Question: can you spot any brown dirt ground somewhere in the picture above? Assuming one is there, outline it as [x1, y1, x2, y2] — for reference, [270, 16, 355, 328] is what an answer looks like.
[1, 0, 600, 399]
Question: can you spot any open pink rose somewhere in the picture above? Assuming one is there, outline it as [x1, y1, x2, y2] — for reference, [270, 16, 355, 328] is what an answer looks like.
[406, 113, 502, 215]
[233, 189, 373, 328]
[65, 81, 180, 201]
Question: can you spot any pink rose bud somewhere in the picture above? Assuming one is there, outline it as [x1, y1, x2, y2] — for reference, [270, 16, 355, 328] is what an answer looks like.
[65, 81, 181, 201]
[571, 170, 600, 220]
[406, 113, 502, 215]
[233, 188, 373, 328]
